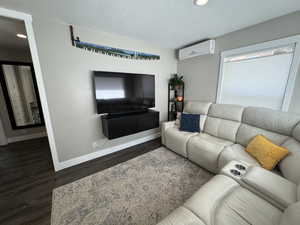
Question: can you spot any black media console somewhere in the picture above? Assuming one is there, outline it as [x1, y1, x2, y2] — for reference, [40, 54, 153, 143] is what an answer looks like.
[101, 110, 159, 139]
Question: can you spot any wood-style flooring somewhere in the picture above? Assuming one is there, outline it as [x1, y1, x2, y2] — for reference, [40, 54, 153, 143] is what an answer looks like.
[0, 137, 161, 225]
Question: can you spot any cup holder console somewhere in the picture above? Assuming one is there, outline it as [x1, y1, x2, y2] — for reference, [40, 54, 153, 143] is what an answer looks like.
[221, 161, 249, 180]
[230, 169, 241, 176]
[235, 164, 246, 171]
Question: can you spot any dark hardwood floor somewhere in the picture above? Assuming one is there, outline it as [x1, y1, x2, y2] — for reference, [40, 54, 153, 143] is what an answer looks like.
[0, 137, 161, 225]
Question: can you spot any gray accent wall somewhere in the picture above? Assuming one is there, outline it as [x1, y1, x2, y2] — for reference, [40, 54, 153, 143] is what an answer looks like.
[178, 11, 300, 113]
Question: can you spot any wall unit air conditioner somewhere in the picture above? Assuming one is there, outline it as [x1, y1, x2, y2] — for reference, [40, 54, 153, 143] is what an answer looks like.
[179, 40, 215, 60]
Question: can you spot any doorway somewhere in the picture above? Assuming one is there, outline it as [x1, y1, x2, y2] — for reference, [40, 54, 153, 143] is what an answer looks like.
[0, 16, 46, 142]
[0, 8, 59, 170]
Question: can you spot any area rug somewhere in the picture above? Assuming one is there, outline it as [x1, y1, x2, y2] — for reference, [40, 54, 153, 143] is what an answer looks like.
[51, 147, 213, 225]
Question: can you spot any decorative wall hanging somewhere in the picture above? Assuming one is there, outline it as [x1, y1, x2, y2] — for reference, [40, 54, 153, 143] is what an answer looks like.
[69, 25, 160, 60]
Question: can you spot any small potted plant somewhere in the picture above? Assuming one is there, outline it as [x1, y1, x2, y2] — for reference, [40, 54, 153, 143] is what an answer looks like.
[169, 74, 184, 90]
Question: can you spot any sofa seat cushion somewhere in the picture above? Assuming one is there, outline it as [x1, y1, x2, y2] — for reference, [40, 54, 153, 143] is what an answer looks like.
[187, 134, 233, 173]
[218, 144, 261, 170]
[215, 186, 282, 225]
[156, 206, 205, 225]
[165, 126, 198, 157]
[280, 202, 300, 225]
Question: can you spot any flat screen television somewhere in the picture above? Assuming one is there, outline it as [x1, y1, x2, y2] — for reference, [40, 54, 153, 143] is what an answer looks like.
[93, 71, 155, 114]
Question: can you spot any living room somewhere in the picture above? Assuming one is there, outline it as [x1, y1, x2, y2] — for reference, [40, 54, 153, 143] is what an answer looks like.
[0, 1, 299, 225]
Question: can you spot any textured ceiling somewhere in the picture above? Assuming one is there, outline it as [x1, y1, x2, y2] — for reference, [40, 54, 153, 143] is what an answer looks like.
[0, 0, 300, 48]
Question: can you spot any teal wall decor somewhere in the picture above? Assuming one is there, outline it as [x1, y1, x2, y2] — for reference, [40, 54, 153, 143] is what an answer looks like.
[69, 25, 160, 60]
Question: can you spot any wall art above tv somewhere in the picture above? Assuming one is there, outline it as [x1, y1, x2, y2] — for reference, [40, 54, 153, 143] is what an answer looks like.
[69, 25, 160, 60]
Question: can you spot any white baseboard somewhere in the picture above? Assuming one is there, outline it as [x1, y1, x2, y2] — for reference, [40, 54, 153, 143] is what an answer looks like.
[7, 132, 47, 143]
[56, 133, 161, 171]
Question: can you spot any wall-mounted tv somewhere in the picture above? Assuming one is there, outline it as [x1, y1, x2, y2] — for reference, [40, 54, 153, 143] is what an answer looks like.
[93, 71, 155, 114]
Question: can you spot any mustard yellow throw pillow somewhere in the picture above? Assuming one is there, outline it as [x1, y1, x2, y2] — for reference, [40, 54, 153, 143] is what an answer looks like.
[246, 135, 289, 170]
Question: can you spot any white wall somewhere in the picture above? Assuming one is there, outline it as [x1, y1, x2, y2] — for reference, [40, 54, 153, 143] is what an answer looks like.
[31, 19, 177, 162]
[178, 11, 300, 114]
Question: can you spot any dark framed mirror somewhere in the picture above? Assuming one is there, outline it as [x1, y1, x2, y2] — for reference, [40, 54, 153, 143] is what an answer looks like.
[0, 61, 44, 129]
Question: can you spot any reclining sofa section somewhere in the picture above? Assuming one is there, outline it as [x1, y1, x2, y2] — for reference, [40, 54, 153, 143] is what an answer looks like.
[157, 174, 300, 225]
[162, 101, 300, 181]
[159, 101, 300, 225]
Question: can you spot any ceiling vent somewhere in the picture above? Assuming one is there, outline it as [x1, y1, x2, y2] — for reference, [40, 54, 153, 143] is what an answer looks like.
[179, 40, 215, 60]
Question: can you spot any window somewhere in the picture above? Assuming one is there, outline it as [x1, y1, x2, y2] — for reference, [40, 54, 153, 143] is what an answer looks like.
[217, 35, 300, 111]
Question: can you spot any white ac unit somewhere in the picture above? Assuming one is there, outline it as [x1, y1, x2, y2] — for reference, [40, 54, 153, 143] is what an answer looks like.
[179, 40, 215, 60]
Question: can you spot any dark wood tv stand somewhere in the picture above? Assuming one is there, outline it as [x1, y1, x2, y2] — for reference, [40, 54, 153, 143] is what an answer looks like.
[101, 110, 159, 139]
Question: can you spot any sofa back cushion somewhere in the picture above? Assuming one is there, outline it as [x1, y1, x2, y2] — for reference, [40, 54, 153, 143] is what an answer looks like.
[184, 101, 212, 115]
[184, 101, 212, 131]
[237, 124, 288, 147]
[292, 123, 300, 142]
[280, 138, 300, 184]
[242, 107, 300, 136]
[236, 107, 300, 147]
[204, 104, 244, 142]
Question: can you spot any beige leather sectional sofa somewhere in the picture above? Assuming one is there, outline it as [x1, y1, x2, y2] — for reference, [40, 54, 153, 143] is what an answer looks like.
[158, 101, 300, 225]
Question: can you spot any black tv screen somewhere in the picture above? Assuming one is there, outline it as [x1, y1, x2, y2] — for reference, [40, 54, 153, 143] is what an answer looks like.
[93, 71, 155, 114]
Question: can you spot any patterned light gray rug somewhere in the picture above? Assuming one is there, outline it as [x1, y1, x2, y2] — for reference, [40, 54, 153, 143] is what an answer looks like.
[51, 147, 213, 225]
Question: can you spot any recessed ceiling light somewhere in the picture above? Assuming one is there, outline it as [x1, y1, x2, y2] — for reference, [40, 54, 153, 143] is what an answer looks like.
[16, 34, 27, 39]
[194, 0, 209, 6]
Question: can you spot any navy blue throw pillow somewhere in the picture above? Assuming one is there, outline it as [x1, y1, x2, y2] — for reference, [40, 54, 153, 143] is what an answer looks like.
[180, 113, 200, 132]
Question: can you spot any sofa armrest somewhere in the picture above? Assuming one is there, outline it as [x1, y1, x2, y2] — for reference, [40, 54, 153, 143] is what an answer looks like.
[242, 166, 297, 210]
[162, 121, 176, 131]
[156, 206, 206, 225]
[161, 121, 176, 145]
